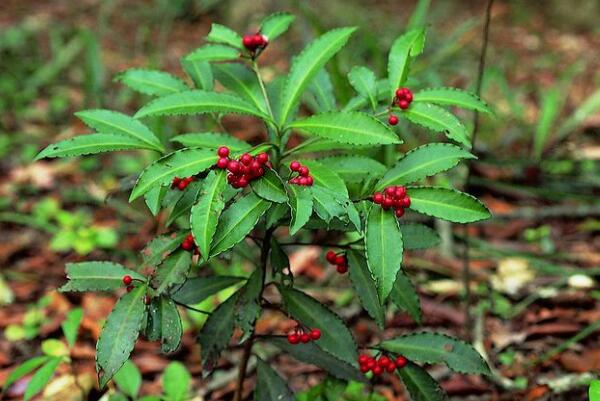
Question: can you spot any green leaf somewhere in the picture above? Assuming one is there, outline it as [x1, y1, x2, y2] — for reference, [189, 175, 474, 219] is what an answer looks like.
[23, 357, 62, 401]
[413, 87, 492, 114]
[166, 181, 202, 226]
[130, 148, 217, 201]
[400, 103, 470, 147]
[60, 262, 144, 292]
[181, 59, 213, 91]
[142, 232, 188, 267]
[144, 186, 167, 216]
[185, 44, 240, 62]
[251, 169, 288, 203]
[172, 276, 243, 305]
[162, 362, 191, 401]
[113, 360, 142, 398]
[255, 358, 295, 401]
[97, 285, 147, 388]
[158, 296, 183, 353]
[234, 270, 262, 341]
[306, 69, 337, 113]
[287, 184, 313, 235]
[387, 29, 425, 99]
[270, 238, 290, 275]
[134, 90, 271, 122]
[171, 132, 250, 151]
[197, 294, 236, 369]
[267, 337, 365, 383]
[154, 250, 192, 295]
[400, 224, 440, 250]
[534, 87, 561, 159]
[310, 186, 346, 224]
[278, 27, 356, 125]
[390, 269, 422, 324]
[210, 192, 271, 257]
[191, 170, 227, 257]
[212, 63, 267, 113]
[590, 380, 600, 401]
[365, 206, 403, 301]
[380, 332, 490, 375]
[61, 307, 83, 348]
[407, 187, 491, 223]
[279, 287, 358, 364]
[300, 160, 349, 197]
[347, 250, 385, 328]
[116, 69, 188, 97]
[397, 361, 448, 401]
[75, 109, 163, 152]
[348, 66, 378, 110]
[260, 12, 295, 41]
[205, 23, 243, 49]
[35, 134, 153, 160]
[320, 155, 386, 183]
[376, 143, 475, 189]
[289, 111, 400, 145]
[3, 356, 49, 390]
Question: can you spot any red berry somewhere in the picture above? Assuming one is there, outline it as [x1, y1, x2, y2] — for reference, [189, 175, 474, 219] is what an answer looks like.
[256, 167, 265, 177]
[217, 146, 230, 157]
[310, 328, 321, 340]
[298, 177, 309, 186]
[227, 173, 236, 183]
[183, 177, 193, 184]
[395, 186, 406, 199]
[144, 295, 151, 305]
[382, 197, 393, 209]
[171, 177, 181, 188]
[358, 354, 370, 365]
[326, 251, 337, 264]
[300, 333, 311, 343]
[227, 160, 241, 174]
[372, 365, 383, 375]
[240, 153, 253, 165]
[404, 91, 413, 102]
[252, 33, 264, 47]
[385, 187, 396, 197]
[378, 356, 391, 367]
[305, 176, 314, 186]
[366, 358, 376, 370]
[250, 160, 261, 172]
[336, 264, 348, 274]
[360, 364, 370, 373]
[395, 208, 405, 218]
[395, 88, 404, 98]
[386, 363, 396, 373]
[402, 197, 411, 207]
[334, 255, 346, 266]
[298, 166, 309, 177]
[242, 35, 254, 49]
[290, 161, 301, 171]
[398, 99, 410, 109]
[395, 355, 408, 368]
[182, 240, 194, 251]
[287, 333, 299, 344]
[373, 192, 384, 204]
[256, 152, 269, 164]
[178, 180, 187, 190]
[399, 87, 410, 96]
[217, 157, 229, 169]
[238, 177, 249, 187]
[122, 275, 132, 285]
[388, 114, 399, 125]
[126, 285, 134, 292]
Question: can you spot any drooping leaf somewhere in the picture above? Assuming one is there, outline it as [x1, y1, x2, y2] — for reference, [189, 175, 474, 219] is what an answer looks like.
[397, 361, 448, 401]
[255, 358, 295, 401]
[134, 90, 271, 122]
[320, 155, 386, 183]
[260, 12, 295, 41]
[3, 356, 49, 391]
[310, 186, 347, 224]
[407, 187, 491, 223]
[142, 232, 188, 267]
[365, 206, 403, 301]
[162, 362, 191, 401]
[197, 294, 236, 369]
[23, 357, 62, 401]
[75, 109, 163, 151]
[36, 134, 153, 160]
[287, 184, 313, 235]
[171, 132, 251, 151]
[380, 332, 490, 375]
[172, 275, 243, 304]
[346, 250, 385, 328]
[387, 29, 425, 99]
[400, 103, 470, 147]
[116, 69, 188, 97]
[144, 298, 163, 342]
[267, 337, 365, 383]
[278, 27, 356, 125]
[289, 111, 401, 145]
[185, 44, 240, 63]
[130, 148, 217, 201]
[266, 203, 290, 228]
[376, 143, 475, 189]
[279, 286, 358, 364]
[210, 192, 271, 257]
[390, 269, 422, 324]
[413, 87, 492, 114]
[113, 361, 142, 398]
[181, 59, 213, 91]
[205, 23, 243, 49]
[154, 250, 192, 295]
[306, 68, 337, 113]
[400, 224, 440, 250]
[158, 296, 183, 353]
[348, 66, 378, 110]
[145, 186, 167, 216]
[61, 308, 83, 348]
[234, 270, 262, 342]
[97, 285, 147, 388]
[270, 238, 290, 276]
[251, 169, 288, 203]
[59, 262, 144, 292]
[191, 170, 227, 257]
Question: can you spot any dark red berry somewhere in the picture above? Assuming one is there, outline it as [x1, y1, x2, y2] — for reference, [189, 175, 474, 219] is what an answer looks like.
[402, 197, 411, 207]
[227, 160, 240, 174]
[386, 363, 396, 373]
[240, 153, 253, 165]
[385, 187, 396, 197]
[126, 285, 134, 292]
[217, 146, 230, 157]
[360, 364, 370, 373]
[405, 92, 413, 102]
[326, 251, 337, 264]
[366, 358, 377, 370]
[334, 255, 346, 266]
[395, 88, 404, 98]
[382, 197, 394, 209]
[298, 166, 309, 177]
[300, 333, 311, 343]
[388, 114, 399, 125]
[373, 192, 384, 204]
[122, 275, 132, 285]
[182, 240, 194, 251]
[372, 365, 383, 375]
[256, 152, 269, 164]
[238, 177, 249, 187]
[336, 264, 348, 274]
[297, 176, 308, 186]
[358, 354, 370, 365]
[217, 157, 229, 169]
[395, 355, 408, 368]
[242, 35, 254, 49]
[310, 328, 321, 340]
[398, 99, 410, 109]
[250, 160, 261, 172]
[171, 177, 181, 188]
[378, 356, 391, 367]
[395, 186, 406, 198]
[395, 208, 405, 218]
[178, 180, 187, 190]
[287, 333, 299, 344]
[290, 161, 301, 171]
[305, 176, 314, 186]
[252, 34, 264, 47]
[144, 295, 151, 305]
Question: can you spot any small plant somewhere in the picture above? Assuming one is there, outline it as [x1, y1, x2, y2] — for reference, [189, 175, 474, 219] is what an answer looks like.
[34, 12, 493, 400]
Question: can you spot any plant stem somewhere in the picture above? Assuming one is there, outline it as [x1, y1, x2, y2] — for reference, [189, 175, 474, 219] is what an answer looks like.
[251, 60, 275, 122]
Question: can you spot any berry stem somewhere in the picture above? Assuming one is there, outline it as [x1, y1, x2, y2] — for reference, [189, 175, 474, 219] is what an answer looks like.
[251, 59, 275, 127]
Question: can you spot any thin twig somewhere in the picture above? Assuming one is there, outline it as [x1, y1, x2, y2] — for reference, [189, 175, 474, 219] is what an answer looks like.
[173, 300, 211, 315]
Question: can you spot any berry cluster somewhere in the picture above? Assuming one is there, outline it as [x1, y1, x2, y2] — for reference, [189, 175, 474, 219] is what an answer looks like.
[181, 233, 200, 255]
[242, 33, 268, 54]
[358, 354, 408, 375]
[215, 146, 269, 188]
[288, 161, 313, 186]
[326, 250, 348, 274]
[372, 185, 411, 218]
[388, 87, 414, 126]
[171, 176, 194, 190]
[287, 327, 321, 344]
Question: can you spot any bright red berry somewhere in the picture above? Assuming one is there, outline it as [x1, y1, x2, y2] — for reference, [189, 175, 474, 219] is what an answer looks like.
[382, 197, 394, 209]
[298, 177, 309, 186]
[336, 264, 348, 274]
[217, 157, 229, 169]
[298, 166, 309, 177]
[373, 192, 384, 204]
[178, 180, 188, 190]
[122, 275, 132, 285]
[240, 153, 253, 165]
[386, 363, 396, 373]
[305, 176, 314, 186]
[366, 358, 376, 370]
[252, 33, 264, 47]
[372, 365, 383, 375]
[388, 114, 399, 125]
[360, 364, 370, 373]
[171, 177, 181, 188]
[182, 240, 194, 251]
[402, 197, 411, 207]
[217, 146, 230, 157]
[290, 161, 301, 171]
[238, 177, 249, 187]
[310, 328, 321, 340]
[404, 92, 413, 102]
[242, 35, 254, 49]
[378, 356, 391, 367]
[287, 333, 299, 344]
[395, 88, 404, 98]
[227, 160, 240, 174]
[256, 152, 269, 164]
[398, 99, 410, 109]
[395, 208, 405, 218]
[358, 354, 370, 365]
[385, 187, 396, 197]
[395, 355, 408, 368]
[395, 186, 406, 199]
[300, 333, 311, 343]
[326, 251, 337, 264]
